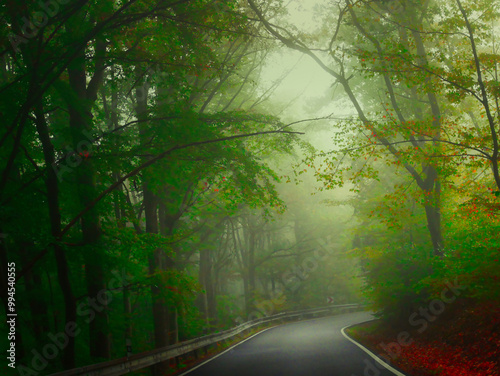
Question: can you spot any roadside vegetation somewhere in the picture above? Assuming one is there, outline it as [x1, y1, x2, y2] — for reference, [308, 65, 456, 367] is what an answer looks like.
[1, 1, 499, 375]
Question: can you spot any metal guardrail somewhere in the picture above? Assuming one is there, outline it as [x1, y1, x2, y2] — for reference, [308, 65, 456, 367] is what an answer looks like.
[49, 303, 366, 376]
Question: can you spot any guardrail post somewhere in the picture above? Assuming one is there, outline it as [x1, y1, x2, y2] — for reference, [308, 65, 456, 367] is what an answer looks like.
[126, 338, 132, 359]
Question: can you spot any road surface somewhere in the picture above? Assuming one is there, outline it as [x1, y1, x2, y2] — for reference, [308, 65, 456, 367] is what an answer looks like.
[181, 311, 405, 376]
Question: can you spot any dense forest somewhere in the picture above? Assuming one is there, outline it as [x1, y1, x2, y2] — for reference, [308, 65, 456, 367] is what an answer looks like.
[1, 0, 499, 375]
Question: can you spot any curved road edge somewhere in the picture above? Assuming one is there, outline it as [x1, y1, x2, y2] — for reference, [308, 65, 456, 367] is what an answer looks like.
[341, 322, 409, 376]
[178, 326, 277, 376]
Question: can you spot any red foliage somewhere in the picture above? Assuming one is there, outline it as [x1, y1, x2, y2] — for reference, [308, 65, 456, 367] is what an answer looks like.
[351, 302, 499, 376]
[399, 341, 497, 376]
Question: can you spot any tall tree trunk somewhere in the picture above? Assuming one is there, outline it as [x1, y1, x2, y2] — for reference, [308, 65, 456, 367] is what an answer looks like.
[422, 173, 443, 256]
[248, 227, 256, 304]
[34, 103, 77, 368]
[136, 79, 171, 375]
[158, 202, 179, 345]
[412, 28, 444, 257]
[102, 68, 134, 351]
[347, 1, 444, 257]
[233, 218, 252, 317]
[67, 45, 110, 360]
[145, 195, 170, 374]
[198, 245, 217, 328]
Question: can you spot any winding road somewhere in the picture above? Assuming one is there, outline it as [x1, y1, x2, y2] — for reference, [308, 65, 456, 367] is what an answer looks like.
[180, 311, 406, 376]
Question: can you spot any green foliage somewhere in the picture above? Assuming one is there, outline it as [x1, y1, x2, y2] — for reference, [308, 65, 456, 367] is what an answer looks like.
[1, 0, 303, 370]
[216, 295, 243, 329]
[425, 187, 500, 301]
[293, 0, 500, 322]
[355, 243, 432, 322]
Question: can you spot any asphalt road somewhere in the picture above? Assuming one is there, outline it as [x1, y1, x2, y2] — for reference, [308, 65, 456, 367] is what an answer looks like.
[181, 311, 404, 376]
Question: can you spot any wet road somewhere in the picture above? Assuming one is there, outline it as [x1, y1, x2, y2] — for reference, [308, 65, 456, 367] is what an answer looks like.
[181, 311, 405, 376]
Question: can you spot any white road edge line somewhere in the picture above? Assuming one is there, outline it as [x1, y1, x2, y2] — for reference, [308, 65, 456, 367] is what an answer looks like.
[178, 326, 277, 375]
[341, 325, 408, 376]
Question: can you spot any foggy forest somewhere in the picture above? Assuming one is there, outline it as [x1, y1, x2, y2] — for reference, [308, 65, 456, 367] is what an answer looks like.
[1, 0, 499, 375]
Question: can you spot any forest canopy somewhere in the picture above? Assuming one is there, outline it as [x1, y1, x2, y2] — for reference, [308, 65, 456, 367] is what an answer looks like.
[1, 0, 499, 374]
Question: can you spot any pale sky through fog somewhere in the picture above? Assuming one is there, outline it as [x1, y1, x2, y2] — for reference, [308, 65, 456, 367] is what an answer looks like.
[257, 0, 358, 216]
[260, 0, 330, 114]
[258, 0, 356, 150]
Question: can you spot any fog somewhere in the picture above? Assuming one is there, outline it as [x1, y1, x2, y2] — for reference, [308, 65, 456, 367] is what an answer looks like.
[3, 0, 497, 373]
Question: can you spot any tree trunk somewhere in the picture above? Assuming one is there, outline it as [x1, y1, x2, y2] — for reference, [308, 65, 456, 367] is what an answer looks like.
[422, 174, 443, 257]
[408, 9, 444, 257]
[198, 247, 217, 328]
[67, 48, 110, 360]
[136, 79, 171, 375]
[34, 103, 77, 368]
[248, 228, 256, 304]
[158, 201, 179, 345]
